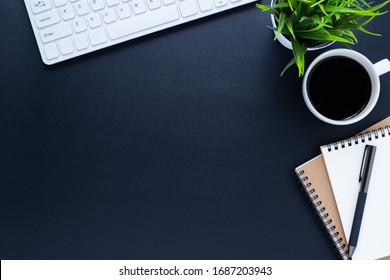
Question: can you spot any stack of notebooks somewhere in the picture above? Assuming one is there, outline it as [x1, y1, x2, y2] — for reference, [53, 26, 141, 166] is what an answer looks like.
[295, 117, 390, 260]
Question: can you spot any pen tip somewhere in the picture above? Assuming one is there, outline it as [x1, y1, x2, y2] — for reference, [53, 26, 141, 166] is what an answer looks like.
[349, 246, 356, 258]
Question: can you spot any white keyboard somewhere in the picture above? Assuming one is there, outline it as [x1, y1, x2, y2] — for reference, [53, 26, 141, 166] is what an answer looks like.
[24, 0, 255, 65]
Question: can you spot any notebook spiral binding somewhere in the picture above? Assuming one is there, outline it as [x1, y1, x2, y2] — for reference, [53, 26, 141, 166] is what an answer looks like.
[296, 170, 349, 260]
[327, 126, 390, 152]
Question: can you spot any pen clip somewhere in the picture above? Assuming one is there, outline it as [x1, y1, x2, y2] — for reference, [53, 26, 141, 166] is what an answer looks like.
[359, 146, 369, 182]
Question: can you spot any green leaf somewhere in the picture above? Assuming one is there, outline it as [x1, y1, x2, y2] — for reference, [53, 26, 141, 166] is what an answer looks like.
[358, 26, 381, 36]
[275, 12, 287, 40]
[256, 2, 290, 12]
[324, 1, 390, 16]
[281, 57, 297, 76]
[318, 4, 328, 15]
[285, 18, 295, 39]
[310, 0, 326, 8]
[291, 38, 307, 77]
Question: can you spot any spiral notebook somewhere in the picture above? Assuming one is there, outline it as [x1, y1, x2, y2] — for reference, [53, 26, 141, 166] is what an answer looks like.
[321, 125, 390, 260]
[295, 116, 390, 260]
[295, 156, 349, 259]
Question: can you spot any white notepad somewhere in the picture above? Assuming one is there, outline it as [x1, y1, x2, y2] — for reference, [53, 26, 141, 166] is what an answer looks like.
[321, 127, 390, 260]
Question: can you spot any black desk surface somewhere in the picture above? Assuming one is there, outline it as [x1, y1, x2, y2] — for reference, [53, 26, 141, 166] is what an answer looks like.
[1, 2, 390, 260]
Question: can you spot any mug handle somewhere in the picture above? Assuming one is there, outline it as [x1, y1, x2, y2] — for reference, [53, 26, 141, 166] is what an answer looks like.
[374, 59, 390, 76]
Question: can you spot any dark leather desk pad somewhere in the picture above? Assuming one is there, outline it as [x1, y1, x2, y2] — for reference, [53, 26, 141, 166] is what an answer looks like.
[1, 2, 390, 259]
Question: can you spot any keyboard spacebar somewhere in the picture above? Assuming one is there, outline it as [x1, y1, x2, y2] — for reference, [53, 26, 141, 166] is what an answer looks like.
[107, 6, 180, 40]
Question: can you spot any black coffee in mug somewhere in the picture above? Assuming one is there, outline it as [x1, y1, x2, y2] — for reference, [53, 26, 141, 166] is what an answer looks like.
[307, 56, 372, 120]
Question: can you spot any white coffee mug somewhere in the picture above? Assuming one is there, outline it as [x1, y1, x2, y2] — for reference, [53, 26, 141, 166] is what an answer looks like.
[302, 49, 390, 125]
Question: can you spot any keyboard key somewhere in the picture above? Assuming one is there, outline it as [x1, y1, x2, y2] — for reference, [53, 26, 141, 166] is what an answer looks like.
[75, 1, 91, 16]
[88, 13, 103, 28]
[31, 0, 52, 14]
[179, 0, 198, 18]
[54, 0, 68, 7]
[197, 0, 212, 11]
[59, 37, 74, 55]
[73, 18, 88, 33]
[90, 0, 106, 11]
[131, 0, 147, 15]
[40, 22, 73, 43]
[89, 27, 108, 45]
[74, 33, 89, 50]
[106, 0, 120, 6]
[163, 0, 176, 4]
[35, 10, 61, 29]
[44, 42, 59, 59]
[117, 4, 132, 19]
[214, 0, 227, 7]
[146, 0, 161, 10]
[102, 9, 117, 24]
[107, 5, 179, 40]
[61, 5, 76, 20]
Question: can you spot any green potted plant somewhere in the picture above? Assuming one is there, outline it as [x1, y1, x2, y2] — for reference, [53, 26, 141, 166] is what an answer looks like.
[257, 0, 390, 76]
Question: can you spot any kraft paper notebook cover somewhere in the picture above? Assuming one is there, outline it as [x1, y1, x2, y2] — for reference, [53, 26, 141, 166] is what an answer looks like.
[295, 116, 390, 260]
